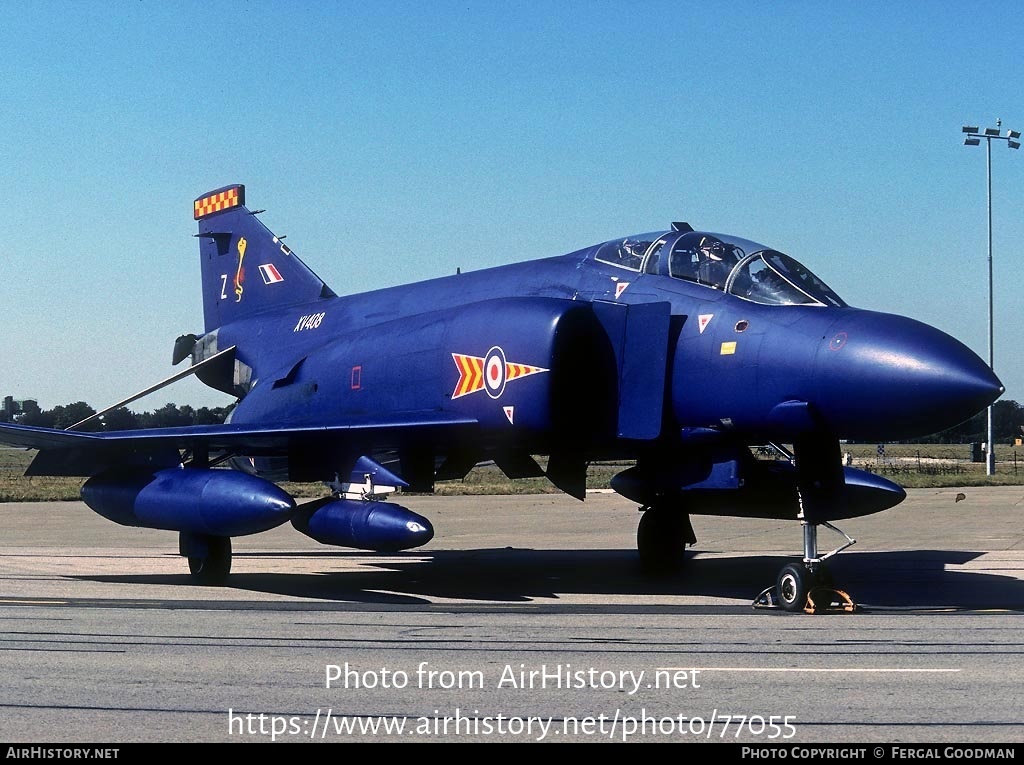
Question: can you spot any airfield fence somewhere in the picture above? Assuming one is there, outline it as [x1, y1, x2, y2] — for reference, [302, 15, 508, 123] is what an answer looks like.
[842, 444, 1017, 473]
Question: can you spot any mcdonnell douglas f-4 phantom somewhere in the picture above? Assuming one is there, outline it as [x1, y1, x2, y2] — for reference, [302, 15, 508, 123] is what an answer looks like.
[0, 185, 1002, 610]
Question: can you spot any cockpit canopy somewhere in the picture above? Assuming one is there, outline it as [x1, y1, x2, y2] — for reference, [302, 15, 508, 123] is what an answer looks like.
[592, 230, 846, 308]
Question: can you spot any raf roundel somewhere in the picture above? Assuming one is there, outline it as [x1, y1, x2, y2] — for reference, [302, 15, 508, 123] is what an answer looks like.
[483, 346, 508, 399]
[451, 349, 548, 399]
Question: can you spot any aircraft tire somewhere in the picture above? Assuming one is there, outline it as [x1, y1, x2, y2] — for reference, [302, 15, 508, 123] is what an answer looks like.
[637, 508, 688, 574]
[776, 562, 808, 612]
[188, 536, 232, 585]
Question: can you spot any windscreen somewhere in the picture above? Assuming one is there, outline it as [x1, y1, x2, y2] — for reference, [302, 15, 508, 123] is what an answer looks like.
[727, 250, 845, 307]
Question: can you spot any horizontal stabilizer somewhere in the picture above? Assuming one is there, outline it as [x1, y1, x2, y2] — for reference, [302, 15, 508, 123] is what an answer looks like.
[66, 346, 237, 430]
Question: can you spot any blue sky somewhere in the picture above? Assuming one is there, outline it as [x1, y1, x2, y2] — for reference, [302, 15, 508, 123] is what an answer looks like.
[1, 2, 1022, 412]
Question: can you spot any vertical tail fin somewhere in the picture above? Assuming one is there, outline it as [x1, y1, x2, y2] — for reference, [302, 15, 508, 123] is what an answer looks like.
[194, 185, 335, 332]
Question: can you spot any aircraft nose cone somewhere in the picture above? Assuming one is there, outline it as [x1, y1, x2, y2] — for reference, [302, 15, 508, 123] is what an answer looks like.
[815, 312, 1003, 440]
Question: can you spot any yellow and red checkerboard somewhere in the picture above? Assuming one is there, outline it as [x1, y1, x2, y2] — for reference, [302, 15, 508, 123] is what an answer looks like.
[194, 186, 244, 219]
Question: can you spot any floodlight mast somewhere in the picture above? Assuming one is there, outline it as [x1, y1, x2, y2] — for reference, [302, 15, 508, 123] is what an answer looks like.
[961, 119, 1019, 475]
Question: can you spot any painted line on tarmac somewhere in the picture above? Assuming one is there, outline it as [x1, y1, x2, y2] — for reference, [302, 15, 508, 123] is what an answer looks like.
[662, 666, 960, 673]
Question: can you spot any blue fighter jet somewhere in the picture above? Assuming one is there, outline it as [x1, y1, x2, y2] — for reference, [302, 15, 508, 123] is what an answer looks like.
[0, 185, 1002, 610]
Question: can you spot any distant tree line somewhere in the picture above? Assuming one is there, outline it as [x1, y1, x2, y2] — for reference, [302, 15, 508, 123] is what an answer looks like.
[911, 399, 1024, 445]
[1, 401, 233, 431]
[843, 399, 1024, 445]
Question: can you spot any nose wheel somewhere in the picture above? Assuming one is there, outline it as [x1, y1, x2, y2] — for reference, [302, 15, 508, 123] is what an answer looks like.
[775, 561, 835, 611]
[776, 562, 811, 611]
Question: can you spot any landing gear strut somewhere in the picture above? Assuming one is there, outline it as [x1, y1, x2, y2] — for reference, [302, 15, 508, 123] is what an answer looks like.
[637, 506, 696, 574]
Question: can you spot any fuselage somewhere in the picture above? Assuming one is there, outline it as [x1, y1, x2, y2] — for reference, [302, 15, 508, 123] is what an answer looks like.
[211, 230, 1001, 460]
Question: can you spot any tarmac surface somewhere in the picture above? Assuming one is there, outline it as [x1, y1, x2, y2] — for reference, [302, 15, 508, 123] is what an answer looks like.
[1, 487, 1023, 743]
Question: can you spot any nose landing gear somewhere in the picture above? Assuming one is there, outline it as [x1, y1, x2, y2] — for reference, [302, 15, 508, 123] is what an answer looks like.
[755, 518, 857, 613]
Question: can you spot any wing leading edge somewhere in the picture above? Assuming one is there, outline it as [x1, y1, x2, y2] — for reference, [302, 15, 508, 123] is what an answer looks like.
[0, 414, 479, 477]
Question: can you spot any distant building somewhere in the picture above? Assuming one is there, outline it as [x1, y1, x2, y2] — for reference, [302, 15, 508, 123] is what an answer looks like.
[1, 396, 39, 421]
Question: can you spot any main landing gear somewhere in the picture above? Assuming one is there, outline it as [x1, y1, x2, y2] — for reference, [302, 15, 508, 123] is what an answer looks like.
[180, 532, 232, 585]
[636, 505, 696, 574]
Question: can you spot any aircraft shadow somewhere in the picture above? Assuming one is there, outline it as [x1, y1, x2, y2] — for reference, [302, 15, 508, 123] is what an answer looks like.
[76, 548, 1024, 611]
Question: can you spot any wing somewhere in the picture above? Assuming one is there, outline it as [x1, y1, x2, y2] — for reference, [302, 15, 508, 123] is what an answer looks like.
[0, 414, 479, 477]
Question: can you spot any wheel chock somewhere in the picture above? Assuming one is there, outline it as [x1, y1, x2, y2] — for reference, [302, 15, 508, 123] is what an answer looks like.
[752, 585, 779, 609]
[753, 585, 858, 613]
[804, 586, 858, 614]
